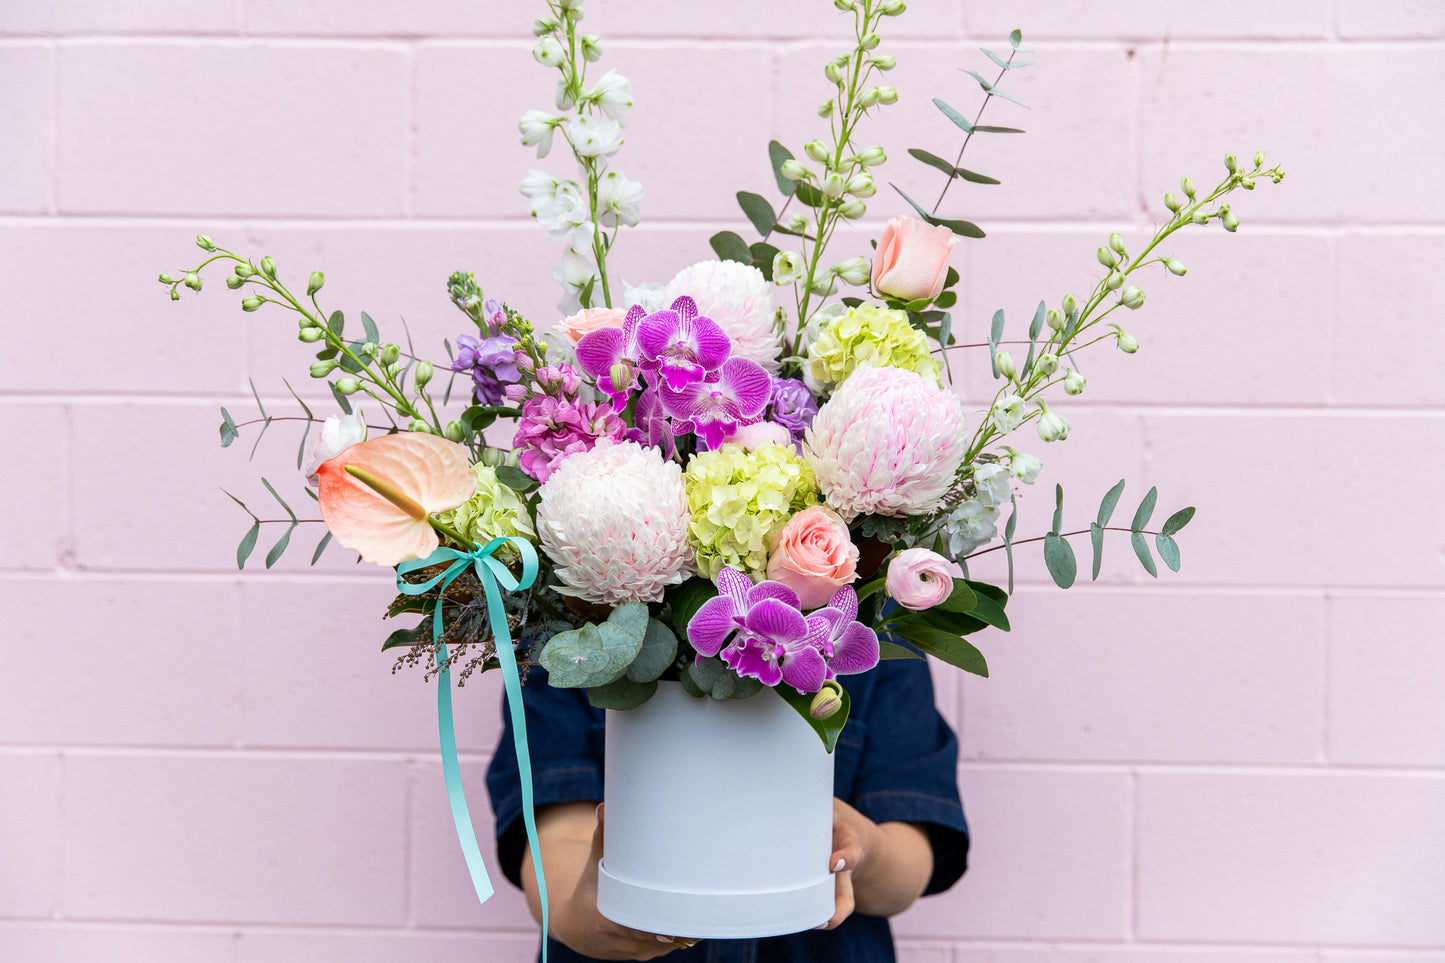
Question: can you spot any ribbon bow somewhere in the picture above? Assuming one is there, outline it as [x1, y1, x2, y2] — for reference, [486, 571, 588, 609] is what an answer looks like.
[397, 537, 548, 952]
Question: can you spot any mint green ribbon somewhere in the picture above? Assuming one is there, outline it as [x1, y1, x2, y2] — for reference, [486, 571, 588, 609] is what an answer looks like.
[396, 536, 548, 954]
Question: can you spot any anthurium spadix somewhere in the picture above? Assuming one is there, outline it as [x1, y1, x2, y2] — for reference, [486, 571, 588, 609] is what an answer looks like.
[314, 433, 477, 566]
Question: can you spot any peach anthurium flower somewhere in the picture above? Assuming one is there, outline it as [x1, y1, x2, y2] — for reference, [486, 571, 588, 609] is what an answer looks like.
[314, 433, 478, 566]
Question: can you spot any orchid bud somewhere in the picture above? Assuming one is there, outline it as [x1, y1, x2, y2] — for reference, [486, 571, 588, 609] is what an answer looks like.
[1034, 353, 1059, 376]
[780, 159, 810, 181]
[414, 360, 433, 388]
[609, 360, 633, 392]
[1115, 328, 1139, 353]
[241, 296, 264, 312]
[183, 272, 202, 291]
[1097, 246, 1118, 268]
[260, 256, 276, 279]
[1045, 308, 1064, 331]
[1106, 271, 1124, 291]
[810, 681, 844, 720]
[306, 270, 325, 296]
[823, 172, 847, 199]
[444, 420, 465, 443]
[335, 378, 361, 395]
[1063, 368, 1086, 395]
[1164, 258, 1187, 276]
[856, 145, 887, 167]
[1224, 153, 1239, 173]
[579, 34, 602, 62]
[310, 359, 338, 378]
[846, 172, 876, 197]
[837, 198, 867, 219]
[298, 327, 324, 343]
[871, 54, 896, 70]
[1121, 286, 1145, 310]
[995, 350, 1017, 380]
[876, 85, 898, 105]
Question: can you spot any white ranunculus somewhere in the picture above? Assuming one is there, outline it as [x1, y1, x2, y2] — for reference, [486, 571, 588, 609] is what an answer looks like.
[565, 115, 623, 158]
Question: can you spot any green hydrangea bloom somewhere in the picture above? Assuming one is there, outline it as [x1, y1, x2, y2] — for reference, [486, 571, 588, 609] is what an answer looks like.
[434, 463, 536, 550]
[806, 303, 941, 388]
[683, 443, 819, 581]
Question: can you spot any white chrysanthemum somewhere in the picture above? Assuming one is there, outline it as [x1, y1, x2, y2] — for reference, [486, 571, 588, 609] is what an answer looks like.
[804, 365, 968, 520]
[663, 260, 782, 372]
[536, 439, 695, 604]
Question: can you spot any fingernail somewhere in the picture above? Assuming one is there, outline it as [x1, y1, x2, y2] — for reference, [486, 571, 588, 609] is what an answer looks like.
[656, 935, 673, 943]
[833, 858, 846, 872]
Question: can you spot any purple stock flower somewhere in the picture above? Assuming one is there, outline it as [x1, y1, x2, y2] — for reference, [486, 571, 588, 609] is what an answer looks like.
[452, 334, 522, 406]
[769, 377, 818, 437]
[512, 395, 631, 483]
[804, 585, 881, 678]
[634, 296, 732, 391]
[688, 567, 830, 693]
[660, 357, 772, 449]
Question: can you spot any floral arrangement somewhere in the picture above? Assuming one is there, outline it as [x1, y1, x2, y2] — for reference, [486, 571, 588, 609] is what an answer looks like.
[162, 0, 1283, 749]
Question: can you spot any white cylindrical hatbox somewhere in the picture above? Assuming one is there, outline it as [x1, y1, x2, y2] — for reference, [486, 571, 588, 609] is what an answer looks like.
[596, 681, 836, 939]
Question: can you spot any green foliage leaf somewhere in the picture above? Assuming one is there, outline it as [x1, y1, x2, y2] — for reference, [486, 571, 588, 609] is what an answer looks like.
[934, 217, 986, 238]
[495, 465, 537, 492]
[963, 582, 1010, 631]
[956, 168, 1001, 185]
[1010, 28, 1023, 48]
[750, 241, 781, 281]
[219, 407, 238, 448]
[381, 623, 427, 651]
[1156, 533, 1181, 572]
[310, 530, 332, 566]
[360, 311, 380, 345]
[1097, 478, 1126, 527]
[329, 380, 353, 414]
[737, 191, 776, 237]
[538, 603, 650, 688]
[261, 477, 297, 521]
[1051, 482, 1065, 535]
[1132, 531, 1158, 578]
[909, 147, 960, 178]
[236, 521, 260, 569]
[932, 98, 973, 133]
[891, 623, 989, 677]
[1161, 506, 1196, 536]
[264, 521, 298, 569]
[1043, 533, 1077, 589]
[327, 310, 344, 338]
[1132, 486, 1158, 532]
[965, 70, 1030, 108]
[669, 577, 719, 643]
[794, 181, 825, 208]
[973, 125, 1026, 134]
[879, 639, 924, 660]
[1004, 494, 1018, 595]
[935, 291, 957, 310]
[937, 578, 979, 613]
[989, 309, 1005, 378]
[578, 276, 597, 310]
[626, 620, 679, 684]
[769, 140, 796, 197]
[710, 230, 752, 264]
[775, 683, 851, 753]
[1090, 521, 1104, 581]
[587, 677, 658, 710]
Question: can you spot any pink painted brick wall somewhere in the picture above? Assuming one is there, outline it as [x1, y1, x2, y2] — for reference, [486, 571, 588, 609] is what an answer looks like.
[2, 1, 1441, 960]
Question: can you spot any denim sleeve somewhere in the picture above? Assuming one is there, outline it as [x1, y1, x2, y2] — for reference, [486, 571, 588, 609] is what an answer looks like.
[849, 658, 970, 896]
[485, 672, 605, 890]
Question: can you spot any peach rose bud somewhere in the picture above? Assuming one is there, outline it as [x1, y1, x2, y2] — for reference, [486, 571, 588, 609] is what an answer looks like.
[766, 505, 860, 610]
[871, 215, 960, 302]
[555, 306, 629, 344]
[885, 547, 962, 611]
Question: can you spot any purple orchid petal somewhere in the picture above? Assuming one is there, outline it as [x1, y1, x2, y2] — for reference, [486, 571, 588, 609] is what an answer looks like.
[670, 295, 698, 323]
[688, 594, 742, 657]
[743, 597, 809, 644]
[780, 645, 828, 693]
[805, 610, 841, 656]
[658, 357, 707, 391]
[825, 585, 859, 624]
[715, 567, 754, 606]
[827, 622, 880, 676]
[747, 580, 801, 611]
[575, 328, 626, 380]
[722, 637, 783, 687]
[637, 311, 733, 379]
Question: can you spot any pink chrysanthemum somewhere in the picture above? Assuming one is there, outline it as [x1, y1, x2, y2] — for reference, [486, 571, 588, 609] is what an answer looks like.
[535, 439, 695, 604]
[664, 260, 782, 373]
[804, 365, 968, 520]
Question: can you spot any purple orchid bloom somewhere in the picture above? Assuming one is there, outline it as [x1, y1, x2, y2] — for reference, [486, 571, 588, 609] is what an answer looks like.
[634, 296, 732, 391]
[661, 357, 772, 449]
[689, 567, 830, 693]
[631, 386, 677, 460]
[804, 585, 881, 678]
[575, 305, 646, 411]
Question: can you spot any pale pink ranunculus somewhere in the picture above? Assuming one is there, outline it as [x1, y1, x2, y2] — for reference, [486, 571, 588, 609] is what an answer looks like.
[555, 306, 629, 344]
[722, 420, 793, 451]
[872, 215, 960, 302]
[885, 547, 962, 611]
[766, 505, 859, 610]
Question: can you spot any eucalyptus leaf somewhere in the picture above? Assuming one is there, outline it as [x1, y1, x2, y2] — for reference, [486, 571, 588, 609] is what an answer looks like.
[774, 683, 850, 753]
[1097, 479, 1126, 527]
[538, 621, 639, 688]
[327, 310, 345, 337]
[891, 623, 989, 677]
[248, 414, 272, 460]
[249, 378, 268, 419]
[587, 677, 658, 710]
[956, 168, 1001, 185]
[935, 291, 957, 310]
[360, 311, 380, 345]
[236, 521, 260, 569]
[625, 619, 679, 684]
[908, 147, 961, 178]
[989, 309, 1005, 378]
[310, 530, 332, 566]
[1156, 533, 1181, 572]
[1090, 521, 1104, 581]
[932, 97, 973, 133]
[749, 241, 781, 282]
[264, 521, 297, 569]
[965, 71, 1030, 108]
[737, 191, 776, 237]
[973, 125, 1026, 134]
[710, 230, 752, 264]
[1004, 494, 1018, 595]
[1010, 28, 1023, 48]
[1043, 533, 1077, 589]
[1132, 486, 1158, 532]
[261, 477, 297, 521]
[1161, 506, 1196, 536]
[1051, 483, 1065, 535]
[935, 217, 986, 238]
[219, 407, 238, 447]
[768, 140, 796, 197]
[1131, 531, 1158, 578]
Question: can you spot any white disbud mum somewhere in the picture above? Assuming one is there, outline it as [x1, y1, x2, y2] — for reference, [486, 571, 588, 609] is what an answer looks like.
[532, 35, 565, 67]
[1063, 368, 1086, 395]
[833, 256, 869, 285]
[1036, 403, 1071, 442]
[772, 250, 805, 285]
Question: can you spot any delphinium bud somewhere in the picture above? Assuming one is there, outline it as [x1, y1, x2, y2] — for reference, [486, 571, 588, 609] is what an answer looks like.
[1164, 258, 1187, 276]
[876, 86, 898, 105]
[859, 32, 881, 50]
[858, 87, 882, 109]
[533, 36, 565, 67]
[380, 343, 401, 366]
[1121, 286, 1145, 309]
[856, 145, 887, 167]
[310, 359, 338, 378]
[1224, 153, 1239, 173]
[995, 349, 1017, 380]
[773, 251, 805, 285]
[786, 212, 810, 233]
[1061, 294, 1077, 316]
[833, 256, 869, 285]
[1034, 353, 1059, 376]
[1191, 210, 1209, 225]
[408, 419, 432, 434]
[195, 234, 215, 251]
[1109, 233, 1127, 256]
[881, 0, 907, 14]
[579, 34, 603, 62]
[833, 0, 854, 9]
[871, 55, 896, 70]
[818, 100, 835, 119]
[1180, 177, 1196, 199]
[1097, 246, 1118, 268]
[780, 159, 810, 181]
[234, 263, 256, 278]
[183, 272, 202, 291]
[414, 360, 434, 389]
[362, 342, 379, 358]
[824, 62, 844, 86]
[1046, 308, 1064, 332]
[242, 296, 264, 311]
[1106, 271, 1124, 291]
[158, 272, 176, 284]
[1253, 151, 1266, 168]
[1114, 326, 1140, 352]
[1063, 368, 1086, 395]
[823, 172, 847, 199]
[1221, 208, 1240, 232]
[226, 274, 245, 290]
[336, 378, 361, 395]
[846, 173, 876, 197]
[533, 17, 558, 35]
[307, 271, 325, 296]
[1164, 192, 1181, 213]
[298, 328, 324, 343]
[260, 256, 277, 279]
[1035, 403, 1070, 442]
[804, 139, 829, 163]
[837, 198, 867, 219]
[169, 289, 180, 301]
[444, 420, 465, 443]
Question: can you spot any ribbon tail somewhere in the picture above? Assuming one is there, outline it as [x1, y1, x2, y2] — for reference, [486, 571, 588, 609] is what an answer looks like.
[436, 640, 496, 906]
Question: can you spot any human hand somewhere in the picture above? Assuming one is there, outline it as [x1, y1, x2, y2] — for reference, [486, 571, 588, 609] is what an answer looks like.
[818, 797, 881, 930]
[548, 803, 701, 960]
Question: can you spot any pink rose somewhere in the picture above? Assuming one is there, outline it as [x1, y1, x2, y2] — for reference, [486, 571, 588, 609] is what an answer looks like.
[885, 547, 962, 611]
[766, 505, 859, 610]
[555, 307, 629, 344]
[871, 215, 960, 302]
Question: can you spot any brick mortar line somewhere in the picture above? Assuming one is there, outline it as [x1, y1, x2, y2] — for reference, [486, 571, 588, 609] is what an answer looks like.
[957, 760, 1445, 776]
